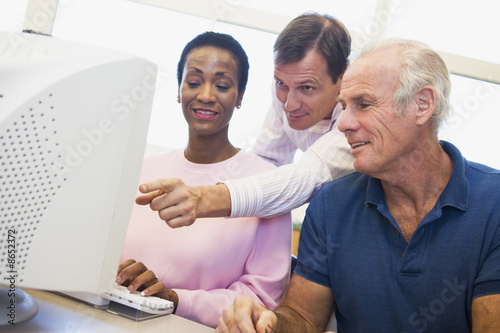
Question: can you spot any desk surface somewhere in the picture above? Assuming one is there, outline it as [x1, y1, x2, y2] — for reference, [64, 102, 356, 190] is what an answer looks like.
[4, 288, 215, 332]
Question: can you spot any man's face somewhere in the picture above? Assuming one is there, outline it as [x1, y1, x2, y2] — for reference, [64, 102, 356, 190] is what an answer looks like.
[274, 49, 341, 131]
[338, 50, 419, 178]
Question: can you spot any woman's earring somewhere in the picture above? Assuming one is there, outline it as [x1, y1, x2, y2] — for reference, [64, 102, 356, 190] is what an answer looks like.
[236, 104, 241, 109]
[177, 96, 181, 103]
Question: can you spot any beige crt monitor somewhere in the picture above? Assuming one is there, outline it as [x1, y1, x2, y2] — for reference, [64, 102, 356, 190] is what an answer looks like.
[0, 31, 157, 324]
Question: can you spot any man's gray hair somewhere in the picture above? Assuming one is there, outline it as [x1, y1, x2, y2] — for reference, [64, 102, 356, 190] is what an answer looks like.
[359, 38, 451, 134]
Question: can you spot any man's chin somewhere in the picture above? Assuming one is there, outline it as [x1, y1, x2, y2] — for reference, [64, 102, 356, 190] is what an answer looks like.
[287, 119, 312, 131]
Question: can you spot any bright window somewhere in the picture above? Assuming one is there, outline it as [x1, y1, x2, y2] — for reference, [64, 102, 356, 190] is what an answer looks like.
[2, 0, 499, 168]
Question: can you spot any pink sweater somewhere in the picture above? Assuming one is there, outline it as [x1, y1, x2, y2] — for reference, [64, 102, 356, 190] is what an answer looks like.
[121, 149, 291, 327]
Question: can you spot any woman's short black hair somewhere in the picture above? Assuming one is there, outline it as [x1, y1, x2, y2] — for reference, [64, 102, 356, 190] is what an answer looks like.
[177, 31, 249, 93]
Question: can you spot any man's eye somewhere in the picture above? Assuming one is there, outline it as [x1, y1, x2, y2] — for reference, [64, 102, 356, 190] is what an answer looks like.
[302, 86, 314, 91]
[360, 104, 371, 109]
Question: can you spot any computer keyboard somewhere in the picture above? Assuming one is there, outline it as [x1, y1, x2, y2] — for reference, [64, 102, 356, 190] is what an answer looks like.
[100, 285, 175, 315]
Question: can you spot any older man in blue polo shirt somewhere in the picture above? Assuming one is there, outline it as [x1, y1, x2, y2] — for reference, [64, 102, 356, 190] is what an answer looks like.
[216, 38, 500, 333]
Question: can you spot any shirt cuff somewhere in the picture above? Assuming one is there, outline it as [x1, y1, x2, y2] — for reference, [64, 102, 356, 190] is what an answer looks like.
[171, 288, 190, 317]
[223, 176, 263, 218]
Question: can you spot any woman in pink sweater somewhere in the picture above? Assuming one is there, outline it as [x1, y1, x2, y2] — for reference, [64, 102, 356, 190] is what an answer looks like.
[117, 32, 292, 328]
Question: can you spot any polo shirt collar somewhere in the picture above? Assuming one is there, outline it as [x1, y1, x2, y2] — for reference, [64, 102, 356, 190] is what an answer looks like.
[365, 141, 469, 212]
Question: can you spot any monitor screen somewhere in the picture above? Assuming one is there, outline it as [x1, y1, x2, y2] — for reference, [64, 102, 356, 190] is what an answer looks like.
[0, 31, 156, 324]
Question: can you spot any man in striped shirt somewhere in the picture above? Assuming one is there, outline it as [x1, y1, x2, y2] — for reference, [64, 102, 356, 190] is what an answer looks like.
[136, 13, 355, 227]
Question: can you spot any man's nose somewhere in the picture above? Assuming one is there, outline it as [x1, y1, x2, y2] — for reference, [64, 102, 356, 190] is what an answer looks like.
[283, 91, 301, 112]
[338, 106, 359, 133]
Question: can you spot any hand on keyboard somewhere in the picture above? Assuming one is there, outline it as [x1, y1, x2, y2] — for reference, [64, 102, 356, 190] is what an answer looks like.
[101, 285, 174, 315]
[114, 259, 179, 313]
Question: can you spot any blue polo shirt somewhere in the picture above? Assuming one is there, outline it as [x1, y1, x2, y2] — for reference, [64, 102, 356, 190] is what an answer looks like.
[295, 141, 500, 333]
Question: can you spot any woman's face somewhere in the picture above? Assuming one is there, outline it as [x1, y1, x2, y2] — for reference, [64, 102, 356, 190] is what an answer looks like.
[178, 46, 243, 137]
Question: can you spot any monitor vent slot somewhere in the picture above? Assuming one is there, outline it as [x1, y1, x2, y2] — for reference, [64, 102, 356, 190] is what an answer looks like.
[0, 93, 65, 283]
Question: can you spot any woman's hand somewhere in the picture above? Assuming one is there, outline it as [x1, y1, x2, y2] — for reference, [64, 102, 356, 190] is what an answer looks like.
[116, 259, 179, 308]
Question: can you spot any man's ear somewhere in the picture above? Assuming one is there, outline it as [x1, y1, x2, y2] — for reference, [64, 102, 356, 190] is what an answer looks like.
[415, 86, 437, 126]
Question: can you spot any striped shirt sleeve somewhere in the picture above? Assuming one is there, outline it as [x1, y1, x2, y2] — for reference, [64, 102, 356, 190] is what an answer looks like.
[225, 128, 354, 218]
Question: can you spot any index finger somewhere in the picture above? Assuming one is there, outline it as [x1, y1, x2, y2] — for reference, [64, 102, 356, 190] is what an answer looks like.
[138, 178, 180, 194]
[135, 190, 164, 205]
[117, 259, 136, 274]
[135, 178, 179, 205]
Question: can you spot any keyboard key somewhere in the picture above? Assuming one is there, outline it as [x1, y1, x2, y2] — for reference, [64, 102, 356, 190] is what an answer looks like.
[101, 285, 174, 315]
